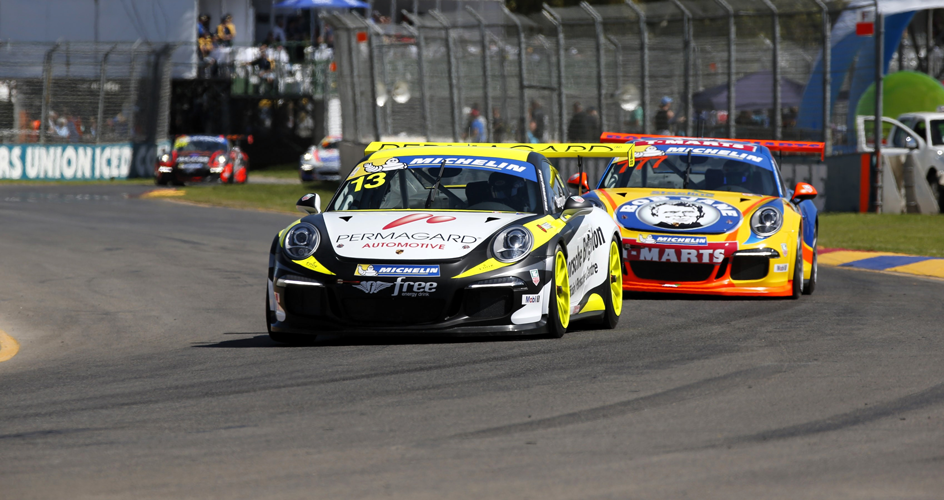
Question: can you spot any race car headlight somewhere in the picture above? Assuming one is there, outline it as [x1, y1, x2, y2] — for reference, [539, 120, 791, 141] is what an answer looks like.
[750, 207, 782, 238]
[284, 223, 321, 260]
[217, 156, 228, 164]
[303, 153, 313, 160]
[159, 153, 171, 163]
[491, 226, 533, 263]
[301, 164, 314, 171]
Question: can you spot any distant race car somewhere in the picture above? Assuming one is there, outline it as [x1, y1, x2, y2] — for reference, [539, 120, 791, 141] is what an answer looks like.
[156, 134, 250, 185]
[265, 142, 632, 342]
[580, 133, 822, 298]
[299, 135, 341, 182]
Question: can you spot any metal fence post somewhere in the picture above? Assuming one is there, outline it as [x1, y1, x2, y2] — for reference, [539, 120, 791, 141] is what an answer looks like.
[623, 0, 649, 134]
[712, 0, 735, 139]
[40, 42, 62, 144]
[96, 44, 118, 145]
[490, 32, 510, 130]
[402, 15, 431, 141]
[606, 35, 623, 132]
[331, 14, 361, 142]
[125, 39, 143, 144]
[431, 10, 461, 142]
[875, 6, 884, 212]
[814, 0, 831, 155]
[580, 2, 606, 133]
[466, 6, 493, 142]
[543, 6, 567, 142]
[354, 12, 383, 141]
[502, 6, 528, 143]
[669, 0, 693, 137]
[760, 0, 782, 139]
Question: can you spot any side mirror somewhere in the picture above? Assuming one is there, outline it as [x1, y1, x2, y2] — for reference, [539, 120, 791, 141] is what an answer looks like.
[907, 136, 920, 150]
[296, 193, 321, 214]
[791, 182, 817, 203]
[566, 172, 590, 193]
[563, 195, 593, 211]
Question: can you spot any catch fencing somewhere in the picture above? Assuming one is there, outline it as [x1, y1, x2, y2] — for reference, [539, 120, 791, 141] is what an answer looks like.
[0, 42, 173, 147]
[326, 1, 911, 157]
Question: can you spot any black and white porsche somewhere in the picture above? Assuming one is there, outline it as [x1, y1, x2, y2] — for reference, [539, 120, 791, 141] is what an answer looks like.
[265, 142, 634, 341]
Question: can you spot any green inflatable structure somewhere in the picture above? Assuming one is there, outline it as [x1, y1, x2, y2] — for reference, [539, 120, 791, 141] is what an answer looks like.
[855, 70, 944, 118]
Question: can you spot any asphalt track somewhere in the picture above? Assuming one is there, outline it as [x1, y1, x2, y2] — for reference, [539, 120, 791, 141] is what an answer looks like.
[2, 184, 943, 499]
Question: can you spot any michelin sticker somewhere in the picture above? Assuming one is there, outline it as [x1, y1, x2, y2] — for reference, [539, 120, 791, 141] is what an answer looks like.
[355, 264, 441, 277]
[635, 145, 666, 158]
[637, 234, 708, 246]
[363, 157, 407, 173]
[617, 195, 743, 234]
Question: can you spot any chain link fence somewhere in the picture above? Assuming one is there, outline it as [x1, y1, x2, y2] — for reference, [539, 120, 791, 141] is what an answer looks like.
[326, 1, 944, 160]
[0, 42, 173, 146]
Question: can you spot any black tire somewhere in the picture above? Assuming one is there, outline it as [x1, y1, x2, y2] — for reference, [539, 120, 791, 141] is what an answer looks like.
[547, 247, 570, 338]
[803, 227, 817, 295]
[596, 238, 623, 329]
[790, 233, 803, 300]
[155, 176, 168, 186]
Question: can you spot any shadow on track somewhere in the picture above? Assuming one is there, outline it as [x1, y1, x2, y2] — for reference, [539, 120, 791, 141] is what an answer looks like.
[193, 330, 565, 348]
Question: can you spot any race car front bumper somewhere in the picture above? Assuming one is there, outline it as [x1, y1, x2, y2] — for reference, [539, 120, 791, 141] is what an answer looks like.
[269, 256, 554, 336]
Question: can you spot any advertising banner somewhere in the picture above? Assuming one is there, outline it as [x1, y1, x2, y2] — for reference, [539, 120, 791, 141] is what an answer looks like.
[0, 143, 157, 180]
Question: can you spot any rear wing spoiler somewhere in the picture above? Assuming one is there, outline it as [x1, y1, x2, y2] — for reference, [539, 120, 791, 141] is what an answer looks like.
[599, 132, 824, 160]
[225, 134, 254, 144]
[365, 142, 635, 166]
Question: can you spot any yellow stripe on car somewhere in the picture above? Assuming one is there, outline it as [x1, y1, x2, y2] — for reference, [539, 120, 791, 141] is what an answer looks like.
[453, 216, 566, 279]
[279, 219, 301, 246]
[580, 293, 605, 313]
[292, 256, 336, 275]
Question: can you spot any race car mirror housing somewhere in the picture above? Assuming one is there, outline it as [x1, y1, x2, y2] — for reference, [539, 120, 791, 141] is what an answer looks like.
[567, 172, 590, 193]
[563, 195, 593, 211]
[791, 182, 818, 203]
[296, 193, 322, 215]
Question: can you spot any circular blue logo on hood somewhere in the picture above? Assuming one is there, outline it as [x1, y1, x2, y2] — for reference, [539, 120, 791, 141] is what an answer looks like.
[617, 195, 743, 234]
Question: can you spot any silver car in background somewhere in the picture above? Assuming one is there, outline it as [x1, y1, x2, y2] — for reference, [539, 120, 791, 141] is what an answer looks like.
[299, 135, 341, 182]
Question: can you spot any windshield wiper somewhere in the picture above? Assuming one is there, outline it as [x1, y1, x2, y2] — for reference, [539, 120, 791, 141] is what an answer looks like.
[682, 149, 693, 189]
[425, 159, 448, 209]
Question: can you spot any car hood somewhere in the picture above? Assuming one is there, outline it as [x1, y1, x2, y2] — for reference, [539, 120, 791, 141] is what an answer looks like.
[322, 211, 532, 260]
[595, 188, 778, 235]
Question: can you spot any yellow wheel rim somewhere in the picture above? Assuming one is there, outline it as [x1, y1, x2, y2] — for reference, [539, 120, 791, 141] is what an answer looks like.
[608, 241, 623, 316]
[555, 250, 571, 329]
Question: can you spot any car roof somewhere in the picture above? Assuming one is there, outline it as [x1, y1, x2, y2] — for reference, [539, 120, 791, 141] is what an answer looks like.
[898, 112, 944, 120]
[367, 146, 534, 162]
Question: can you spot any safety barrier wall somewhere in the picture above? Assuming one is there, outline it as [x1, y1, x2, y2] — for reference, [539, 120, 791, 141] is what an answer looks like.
[0, 142, 167, 180]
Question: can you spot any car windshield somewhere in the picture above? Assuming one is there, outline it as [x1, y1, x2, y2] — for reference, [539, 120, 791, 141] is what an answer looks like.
[329, 155, 545, 213]
[177, 139, 226, 153]
[601, 154, 779, 196]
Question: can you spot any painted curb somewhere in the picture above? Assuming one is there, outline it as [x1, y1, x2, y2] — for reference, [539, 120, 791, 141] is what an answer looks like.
[0, 329, 20, 363]
[819, 247, 944, 280]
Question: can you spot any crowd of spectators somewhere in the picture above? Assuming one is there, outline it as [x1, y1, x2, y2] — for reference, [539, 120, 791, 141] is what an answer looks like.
[16, 109, 134, 143]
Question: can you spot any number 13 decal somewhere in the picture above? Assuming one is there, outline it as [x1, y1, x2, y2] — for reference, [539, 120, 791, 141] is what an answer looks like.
[352, 172, 387, 192]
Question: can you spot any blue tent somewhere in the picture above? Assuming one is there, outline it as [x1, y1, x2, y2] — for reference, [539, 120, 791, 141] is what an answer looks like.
[274, 0, 370, 9]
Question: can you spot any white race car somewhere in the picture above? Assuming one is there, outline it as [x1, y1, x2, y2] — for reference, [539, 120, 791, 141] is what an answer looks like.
[266, 141, 634, 342]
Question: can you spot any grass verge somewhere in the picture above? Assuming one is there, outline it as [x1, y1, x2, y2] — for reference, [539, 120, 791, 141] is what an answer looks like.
[251, 163, 302, 180]
[177, 182, 338, 213]
[819, 213, 944, 257]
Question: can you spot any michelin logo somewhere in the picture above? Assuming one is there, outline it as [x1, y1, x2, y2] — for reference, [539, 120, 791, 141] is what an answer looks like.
[355, 264, 440, 277]
[637, 234, 708, 246]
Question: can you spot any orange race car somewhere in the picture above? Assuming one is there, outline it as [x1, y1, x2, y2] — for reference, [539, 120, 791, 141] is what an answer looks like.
[576, 133, 823, 298]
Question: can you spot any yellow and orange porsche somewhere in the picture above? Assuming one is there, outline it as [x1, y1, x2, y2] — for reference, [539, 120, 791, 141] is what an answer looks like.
[578, 133, 823, 298]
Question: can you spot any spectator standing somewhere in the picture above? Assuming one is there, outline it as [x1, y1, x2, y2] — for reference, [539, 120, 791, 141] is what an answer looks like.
[217, 14, 236, 47]
[198, 14, 211, 38]
[654, 96, 674, 135]
[464, 107, 487, 143]
[491, 107, 507, 143]
[567, 102, 591, 142]
[272, 19, 287, 44]
[526, 120, 539, 143]
[586, 107, 601, 142]
[529, 100, 546, 141]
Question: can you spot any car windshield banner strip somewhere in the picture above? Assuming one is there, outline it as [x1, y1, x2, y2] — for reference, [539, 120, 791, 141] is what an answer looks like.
[357, 155, 539, 181]
[365, 142, 635, 166]
[599, 133, 824, 160]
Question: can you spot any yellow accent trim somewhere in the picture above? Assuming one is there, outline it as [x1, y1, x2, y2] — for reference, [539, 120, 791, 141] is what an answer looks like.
[0, 329, 21, 363]
[292, 256, 336, 275]
[452, 216, 566, 280]
[141, 189, 185, 198]
[279, 219, 302, 246]
[580, 293, 605, 313]
[366, 142, 633, 161]
[453, 259, 512, 279]
[884, 259, 944, 279]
